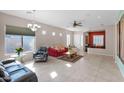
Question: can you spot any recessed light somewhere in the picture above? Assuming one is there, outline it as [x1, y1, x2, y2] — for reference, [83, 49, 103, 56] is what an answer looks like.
[52, 32, 56, 36]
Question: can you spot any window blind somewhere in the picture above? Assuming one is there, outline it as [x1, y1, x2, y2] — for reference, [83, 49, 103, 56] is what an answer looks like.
[6, 25, 35, 36]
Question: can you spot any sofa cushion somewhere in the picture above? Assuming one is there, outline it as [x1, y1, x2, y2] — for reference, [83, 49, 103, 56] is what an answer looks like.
[35, 55, 44, 58]
[10, 67, 35, 82]
[5, 64, 24, 73]
[1, 59, 15, 64]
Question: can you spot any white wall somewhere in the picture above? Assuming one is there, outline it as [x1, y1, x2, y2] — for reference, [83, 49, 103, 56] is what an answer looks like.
[36, 25, 74, 49]
[0, 12, 73, 60]
[87, 25, 115, 57]
[73, 25, 115, 57]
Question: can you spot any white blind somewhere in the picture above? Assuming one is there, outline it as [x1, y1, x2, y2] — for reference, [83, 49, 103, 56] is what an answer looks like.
[93, 35, 104, 46]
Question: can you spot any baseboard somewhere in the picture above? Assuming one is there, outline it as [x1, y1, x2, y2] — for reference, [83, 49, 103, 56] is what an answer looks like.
[87, 52, 114, 57]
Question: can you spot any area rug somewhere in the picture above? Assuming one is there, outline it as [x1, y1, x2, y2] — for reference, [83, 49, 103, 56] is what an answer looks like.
[58, 55, 83, 63]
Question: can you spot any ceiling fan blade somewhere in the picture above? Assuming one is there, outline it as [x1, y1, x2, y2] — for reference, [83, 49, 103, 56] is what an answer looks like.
[74, 21, 76, 23]
[77, 22, 82, 25]
[78, 24, 82, 26]
[72, 20, 82, 27]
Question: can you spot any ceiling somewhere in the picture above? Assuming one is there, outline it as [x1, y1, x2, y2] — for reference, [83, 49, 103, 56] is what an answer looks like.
[0, 10, 120, 31]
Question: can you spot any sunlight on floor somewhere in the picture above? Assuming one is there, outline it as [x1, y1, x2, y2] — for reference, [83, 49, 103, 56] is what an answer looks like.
[25, 62, 35, 72]
[50, 71, 58, 79]
[65, 63, 72, 68]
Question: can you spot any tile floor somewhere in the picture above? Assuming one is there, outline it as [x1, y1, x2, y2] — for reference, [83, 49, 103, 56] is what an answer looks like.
[24, 53, 124, 82]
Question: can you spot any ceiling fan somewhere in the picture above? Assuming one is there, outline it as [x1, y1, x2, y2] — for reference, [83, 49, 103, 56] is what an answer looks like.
[67, 20, 89, 31]
[73, 21, 82, 27]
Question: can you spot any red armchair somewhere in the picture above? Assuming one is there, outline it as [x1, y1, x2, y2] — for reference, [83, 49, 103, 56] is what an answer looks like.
[48, 47, 68, 57]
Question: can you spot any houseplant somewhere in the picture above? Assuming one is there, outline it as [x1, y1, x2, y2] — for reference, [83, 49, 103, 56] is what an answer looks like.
[15, 47, 23, 56]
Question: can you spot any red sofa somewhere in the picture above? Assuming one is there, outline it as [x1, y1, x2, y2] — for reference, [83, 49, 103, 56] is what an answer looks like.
[48, 47, 68, 57]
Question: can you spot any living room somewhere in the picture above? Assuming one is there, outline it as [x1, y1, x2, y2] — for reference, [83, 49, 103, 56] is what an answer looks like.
[0, 10, 124, 82]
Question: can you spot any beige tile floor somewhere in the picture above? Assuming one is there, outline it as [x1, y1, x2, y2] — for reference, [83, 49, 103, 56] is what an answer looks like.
[24, 53, 124, 82]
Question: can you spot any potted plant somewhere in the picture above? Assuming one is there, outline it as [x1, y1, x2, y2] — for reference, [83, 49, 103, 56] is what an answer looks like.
[15, 47, 23, 56]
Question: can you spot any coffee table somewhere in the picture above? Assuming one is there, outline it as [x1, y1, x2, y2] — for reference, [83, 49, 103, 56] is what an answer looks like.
[65, 51, 77, 59]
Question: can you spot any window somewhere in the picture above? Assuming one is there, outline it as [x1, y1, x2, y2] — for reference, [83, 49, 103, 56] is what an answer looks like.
[66, 34, 70, 46]
[93, 35, 104, 46]
[23, 36, 35, 51]
[80, 35, 83, 46]
[5, 35, 34, 53]
[5, 35, 21, 53]
[88, 31, 105, 48]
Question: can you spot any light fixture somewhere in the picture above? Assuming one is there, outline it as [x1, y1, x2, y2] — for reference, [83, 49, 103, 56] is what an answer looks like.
[27, 10, 41, 32]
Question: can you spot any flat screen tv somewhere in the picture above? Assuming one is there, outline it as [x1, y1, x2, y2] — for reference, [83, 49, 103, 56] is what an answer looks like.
[117, 14, 124, 63]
